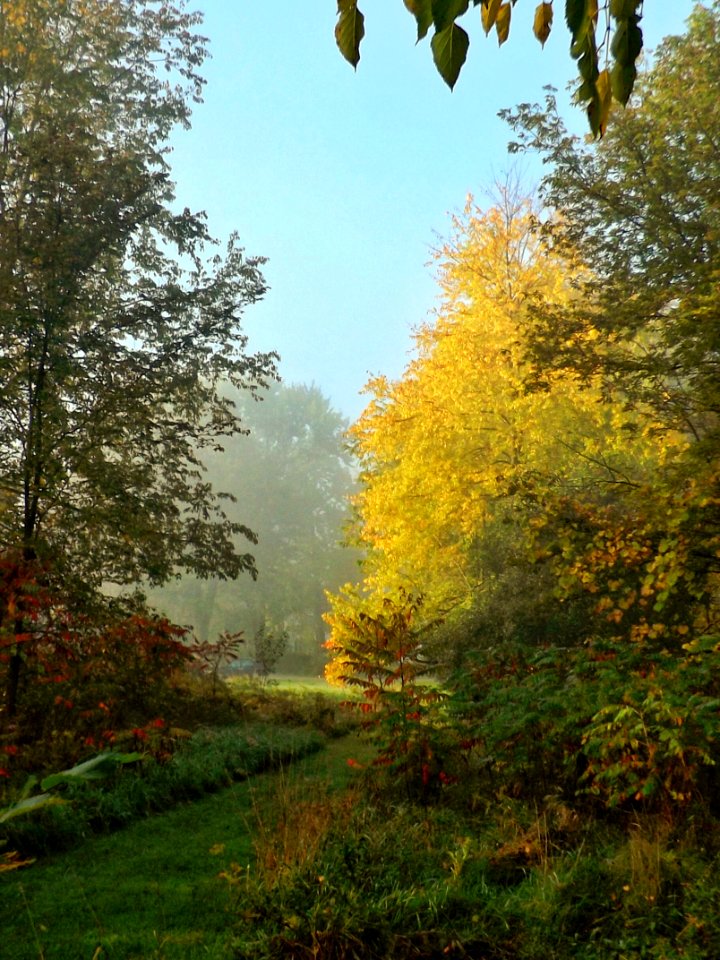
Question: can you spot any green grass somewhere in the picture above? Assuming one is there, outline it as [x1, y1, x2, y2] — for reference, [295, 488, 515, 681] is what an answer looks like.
[2, 724, 326, 857]
[0, 737, 367, 960]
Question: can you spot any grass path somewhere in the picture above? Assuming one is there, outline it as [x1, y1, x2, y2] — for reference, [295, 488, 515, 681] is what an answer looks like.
[0, 736, 367, 960]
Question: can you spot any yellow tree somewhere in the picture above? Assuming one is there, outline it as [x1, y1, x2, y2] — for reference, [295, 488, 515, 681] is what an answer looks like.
[326, 192, 675, 666]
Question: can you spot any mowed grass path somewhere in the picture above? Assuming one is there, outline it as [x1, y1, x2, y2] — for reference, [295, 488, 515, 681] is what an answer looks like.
[1, 736, 366, 960]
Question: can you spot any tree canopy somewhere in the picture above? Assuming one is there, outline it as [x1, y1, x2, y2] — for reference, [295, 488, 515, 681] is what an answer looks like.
[336, 0, 648, 135]
[148, 382, 360, 671]
[502, 1, 720, 447]
[325, 5, 720, 814]
[0, 0, 276, 714]
[0, 0, 277, 597]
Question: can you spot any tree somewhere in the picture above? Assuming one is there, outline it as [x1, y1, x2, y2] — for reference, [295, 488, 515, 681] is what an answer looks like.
[326, 192, 672, 656]
[147, 383, 360, 671]
[0, 1, 277, 712]
[326, 188, 718, 813]
[499, 2, 720, 635]
[335, 0, 647, 134]
[501, 3, 720, 446]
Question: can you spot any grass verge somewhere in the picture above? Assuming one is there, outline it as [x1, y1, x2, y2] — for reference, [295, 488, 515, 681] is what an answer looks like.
[1, 723, 325, 857]
[0, 736, 366, 960]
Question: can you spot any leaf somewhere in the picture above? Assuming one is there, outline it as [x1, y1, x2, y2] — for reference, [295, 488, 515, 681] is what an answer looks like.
[431, 0, 470, 32]
[431, 22, 470, 89]
[404, 0, 433, 40]
[495, 3, 512, 46]
[565, 0, 587, 35]
[335, 0, 365, 68]
[610, 14, 643, 66]
[588, 67, 612, 137]
[533, 2, 553, 47]
[481, 0, 502, 34]
[610, 60, 636, 105]
[609, 0, 640, 16]
[0, 793, 65, 824]
[40, 751, 143, 791]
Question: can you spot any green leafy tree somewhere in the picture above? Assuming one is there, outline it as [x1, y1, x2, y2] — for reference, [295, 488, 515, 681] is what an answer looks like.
[335, 0, 647, 134]
[148, 383, 360, 671]
[502, 2, 720, 446]
[500, 2, 720, 639]
[0, 0, 276, 713]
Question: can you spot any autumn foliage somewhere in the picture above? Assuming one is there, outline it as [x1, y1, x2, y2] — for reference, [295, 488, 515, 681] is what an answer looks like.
[325, 179, 720, 818]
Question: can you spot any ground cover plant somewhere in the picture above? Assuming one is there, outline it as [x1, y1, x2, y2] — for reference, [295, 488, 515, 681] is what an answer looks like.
[0, 737, 366, 960]
[1, 722, 325, 858]
[220, 744, 720, 960]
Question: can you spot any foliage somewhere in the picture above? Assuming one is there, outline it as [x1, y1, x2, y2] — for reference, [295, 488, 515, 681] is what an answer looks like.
[147, 383, 360, 670]
[326, 155, 718, 818]
[0, 733, 355, 960]
[325, 591, 451, 798]
[228, 779, 720, 960]
[226, 678, 361, 737]
[0, 565, 201, 775]
[253, 620, 289, 682]
[327, 190, 671, 657]
[0, 0, 276, 715]
[0, 751, 142, 826]
[502, 2, 720, 445]
[335, 0, 647, 133]
[190, 629, 246, 695]
[1, 724, 324, 857]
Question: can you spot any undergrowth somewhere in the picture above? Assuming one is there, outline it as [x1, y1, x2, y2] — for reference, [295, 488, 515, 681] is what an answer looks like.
[224, 783, 720, 959]
[2, 723, 324, 857]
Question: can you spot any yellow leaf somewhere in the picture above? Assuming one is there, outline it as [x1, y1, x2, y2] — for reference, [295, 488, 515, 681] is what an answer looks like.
[495, 3, 511, 45]
[533, 2, 553, 47]
[596, 68, 612, 135]
[481, 0, 502, 34]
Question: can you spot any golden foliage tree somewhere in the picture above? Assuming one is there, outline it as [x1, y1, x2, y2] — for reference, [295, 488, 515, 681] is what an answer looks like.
[325, 190, 678, 677]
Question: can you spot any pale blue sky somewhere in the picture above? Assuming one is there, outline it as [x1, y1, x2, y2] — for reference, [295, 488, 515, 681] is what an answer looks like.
[170, 2, 697, 421]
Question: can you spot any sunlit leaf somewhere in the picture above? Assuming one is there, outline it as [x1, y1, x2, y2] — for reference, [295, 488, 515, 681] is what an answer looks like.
[0, 792, 65, 824]
[40, 751, 143, 791]
[481, 0, 502, 34]
[335, 0, 365, 68]
[533, 2, 553, 47]
[495, 3, 511, 45]
[595, 67, 612, 135]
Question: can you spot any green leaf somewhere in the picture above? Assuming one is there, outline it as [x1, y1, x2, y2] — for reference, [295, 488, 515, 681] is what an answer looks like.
[609, 0, 640, 17]
[611, 15, 643, 66]
[431, 0, 470, 32]
[431, 22, 469, 89]
[40, 751, 143, 791]
[404, 0, 434, 40]
[565, 0, 588, 35]
[0, 793, 65, 825]
[609, 60, 636, 103]
[335, 1, 366, 68]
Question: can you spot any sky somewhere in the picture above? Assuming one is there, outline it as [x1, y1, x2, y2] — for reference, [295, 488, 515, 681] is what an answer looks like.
[169, 2, 697, 423]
